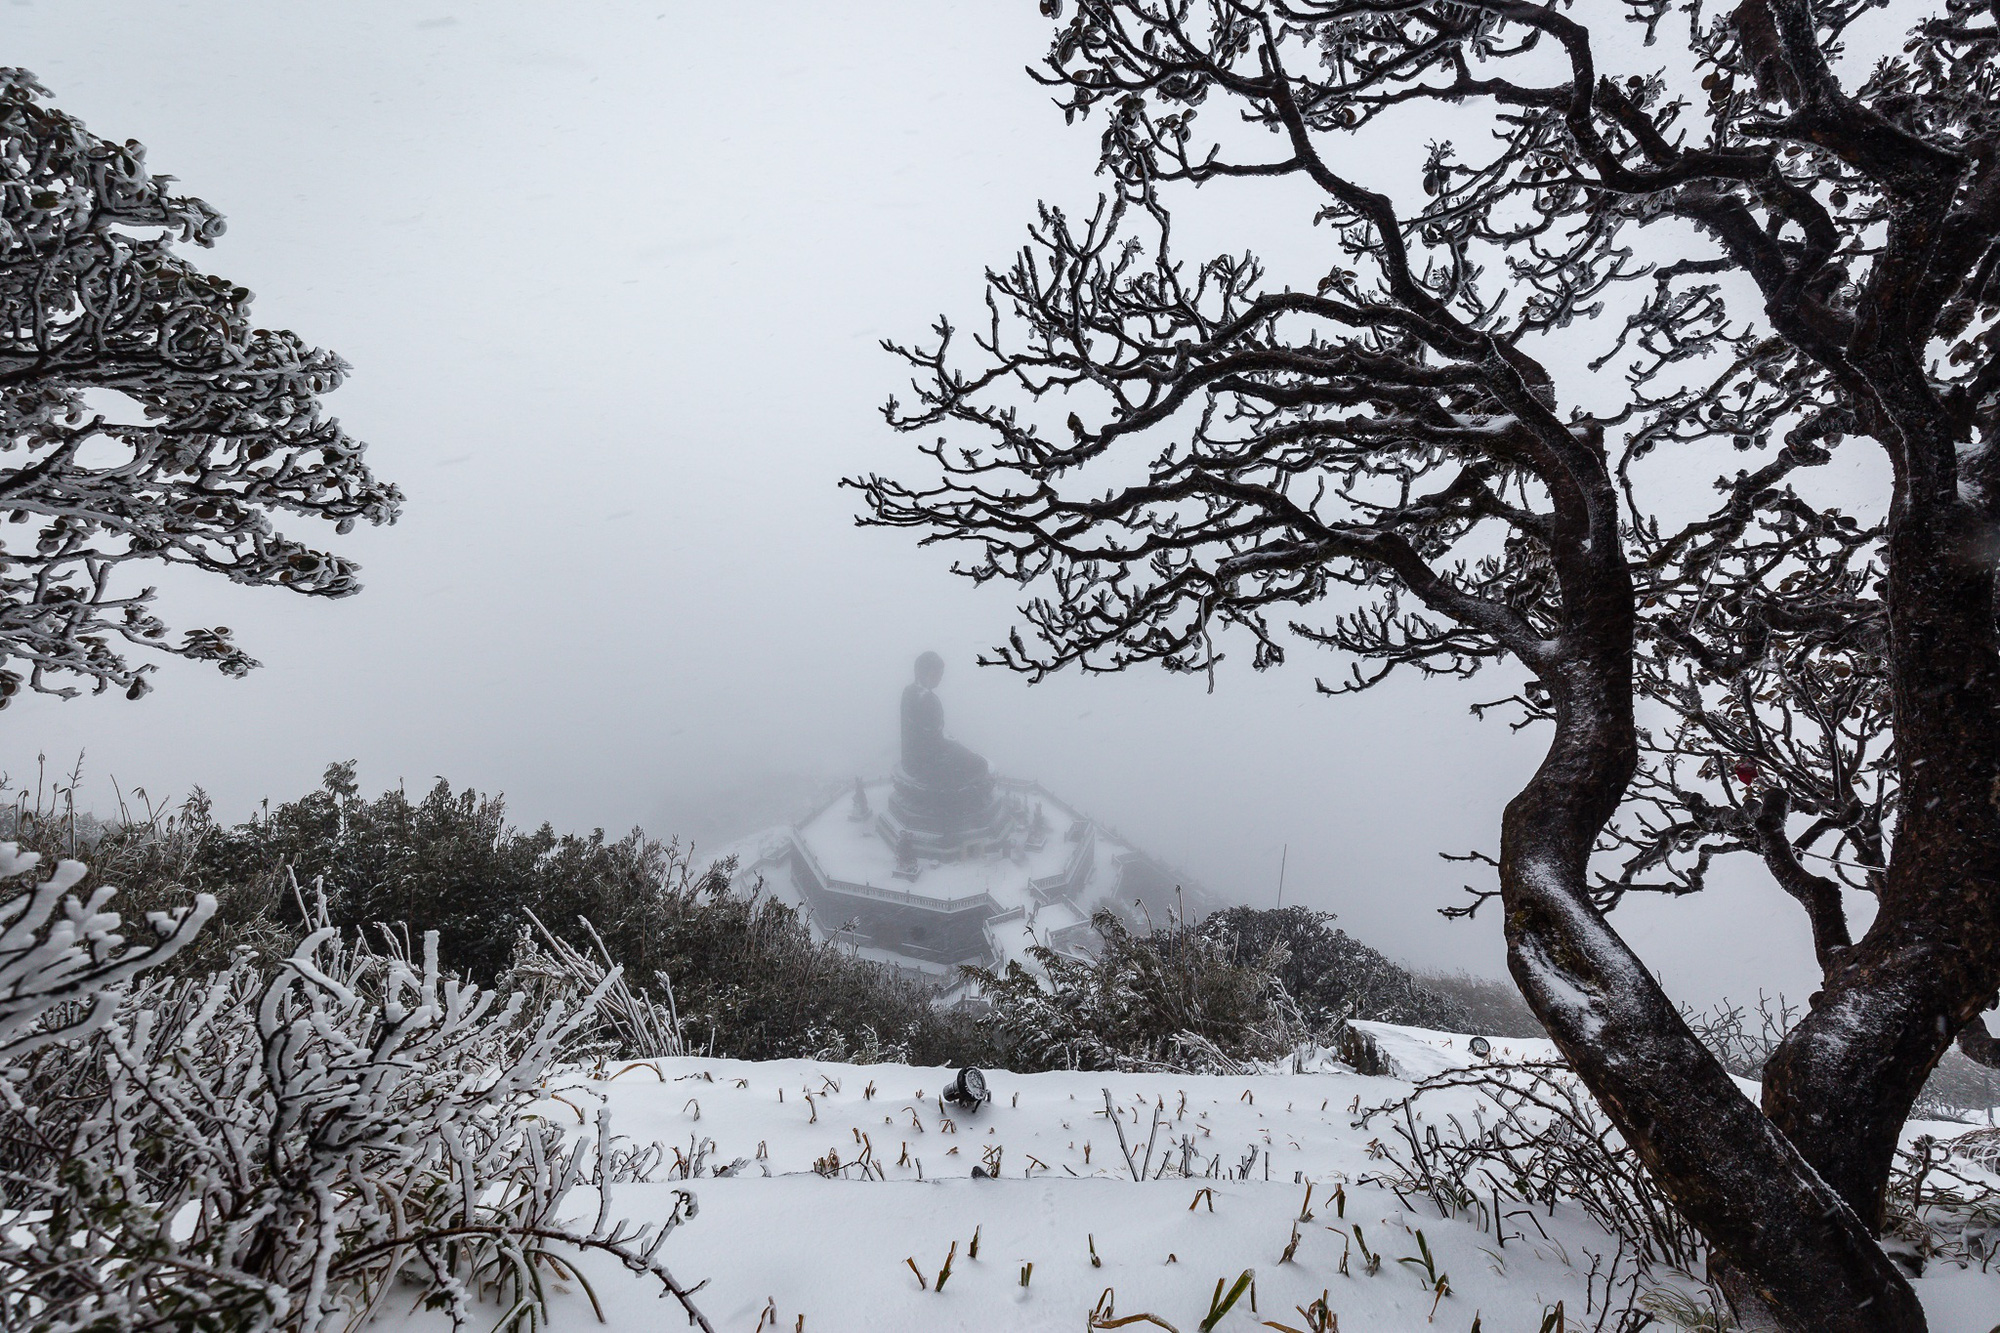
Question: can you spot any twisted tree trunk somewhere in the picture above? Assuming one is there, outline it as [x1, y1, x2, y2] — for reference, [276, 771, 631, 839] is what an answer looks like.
[1495, 505, 1926, 1328]
[1499, 675, 1927, 1328]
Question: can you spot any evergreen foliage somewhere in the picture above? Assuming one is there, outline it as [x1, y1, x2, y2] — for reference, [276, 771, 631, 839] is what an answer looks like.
[3, 763, 973, 1064]
[1199, 906, 1477, 1033]
[965, 906, 1299, 1072]
[1409, 968, 1546, 1041]
[5, 767, 1510, 1073]
[962, 904, 1491, 1072]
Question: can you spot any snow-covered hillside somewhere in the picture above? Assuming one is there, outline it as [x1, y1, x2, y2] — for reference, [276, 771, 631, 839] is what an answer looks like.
[389, 1025, 2000, 1333]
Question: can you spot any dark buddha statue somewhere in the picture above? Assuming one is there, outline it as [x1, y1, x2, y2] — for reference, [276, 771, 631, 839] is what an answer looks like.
[900, 651, 989, 786]
[891, 651, 1001, 839]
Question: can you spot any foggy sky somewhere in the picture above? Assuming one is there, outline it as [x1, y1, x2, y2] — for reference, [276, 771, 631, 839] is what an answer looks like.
[4, 1, 1854, 1010]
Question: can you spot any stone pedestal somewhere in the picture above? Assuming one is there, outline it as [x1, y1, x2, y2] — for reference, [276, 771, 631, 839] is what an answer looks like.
[882, 765, 1015, 861]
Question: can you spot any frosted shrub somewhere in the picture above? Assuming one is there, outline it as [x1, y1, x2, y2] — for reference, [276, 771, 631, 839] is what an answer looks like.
[0, 852, 712, 1333]
[1198, 906, 1482, 1034]
[1359, 1060, 1703, 1274]
[0, 840, 211, 1057]
[965, 907, 1309, 1072]
[504, 911, 688, 1060]
[1357, 1058, 1707, 1329]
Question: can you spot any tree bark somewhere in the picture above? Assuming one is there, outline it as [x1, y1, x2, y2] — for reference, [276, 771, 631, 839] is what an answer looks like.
[1763, 381, 2000, 1229]
[1498, 558, 1926, 1329]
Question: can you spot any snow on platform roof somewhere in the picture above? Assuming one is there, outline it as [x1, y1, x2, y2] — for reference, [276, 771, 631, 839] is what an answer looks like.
[796, 776, 1113, 910]
[724, 775, 1169, 974]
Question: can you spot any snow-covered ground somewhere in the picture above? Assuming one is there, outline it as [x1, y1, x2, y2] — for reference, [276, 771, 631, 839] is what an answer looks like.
[389, 1024, 2000, 1333]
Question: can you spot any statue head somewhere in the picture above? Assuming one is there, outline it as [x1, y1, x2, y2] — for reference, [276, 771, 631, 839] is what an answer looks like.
[914, 651, 945, 689]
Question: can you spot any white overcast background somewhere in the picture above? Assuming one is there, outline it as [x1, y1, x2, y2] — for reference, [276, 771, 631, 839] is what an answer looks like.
[3, 1, 1856, 1008]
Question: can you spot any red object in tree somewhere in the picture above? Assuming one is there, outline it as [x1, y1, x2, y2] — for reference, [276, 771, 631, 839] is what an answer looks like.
[1734, 760, 1759, 786]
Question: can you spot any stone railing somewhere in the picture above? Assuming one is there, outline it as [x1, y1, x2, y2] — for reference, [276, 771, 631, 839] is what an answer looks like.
[1046, 919, 1099, 955]
[819, 874, 998, 915]
[1029, 821, 1097, 904]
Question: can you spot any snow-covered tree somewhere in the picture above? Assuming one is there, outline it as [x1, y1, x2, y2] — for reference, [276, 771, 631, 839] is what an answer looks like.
[0, 69, 400, 704]
[852, 3, 2000, 1327]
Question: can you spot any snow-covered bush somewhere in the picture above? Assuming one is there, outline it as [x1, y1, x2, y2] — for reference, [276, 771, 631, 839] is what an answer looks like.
[963, 905, 1506, 1073]
[0, 840, 211, 1058]
[1685, 993, 2000, 1120]
[966, 907, 1310, 1072]
[1, 773, 300, 980]
[0, 854, 712, 1333]
[1884, 1133, 2000, 1276]
[505, 910, 688, 1059]
[1360, 1048, 2000, 1320]
[1199, 907, 1487, 1033]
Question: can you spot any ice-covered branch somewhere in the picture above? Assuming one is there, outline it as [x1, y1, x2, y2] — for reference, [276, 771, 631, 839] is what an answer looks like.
[0, 70, 401, 702]
[0, 839, 210, 1059]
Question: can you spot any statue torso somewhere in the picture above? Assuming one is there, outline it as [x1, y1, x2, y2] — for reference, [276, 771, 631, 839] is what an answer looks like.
[900, 682, 946, 772]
